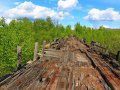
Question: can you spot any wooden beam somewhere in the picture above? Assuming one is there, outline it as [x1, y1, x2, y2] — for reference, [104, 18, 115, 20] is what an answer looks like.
[17, 46, 21, 70]
[116, 51, 120, 61]
[94, 44, 106, 50]
[44, 49, 63, 52]
[43, 54, 61, 58]
[109, 51, 116, 59]
[41, 41, 46, 58]
[33, 42, 38, 61]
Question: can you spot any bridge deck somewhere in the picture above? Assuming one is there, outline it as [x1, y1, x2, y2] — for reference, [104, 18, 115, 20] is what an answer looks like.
[0, 37, 120, 90]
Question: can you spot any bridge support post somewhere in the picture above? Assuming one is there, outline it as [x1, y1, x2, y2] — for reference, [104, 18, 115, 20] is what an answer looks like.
[116, 51, 120, 61]
[41, 41, 46, 59]
[17, 46, 21, 70]
[33, 42, 38, 61]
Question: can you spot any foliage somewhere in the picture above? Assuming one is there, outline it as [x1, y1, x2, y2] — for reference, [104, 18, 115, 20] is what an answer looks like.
[0, 17, 120, 76]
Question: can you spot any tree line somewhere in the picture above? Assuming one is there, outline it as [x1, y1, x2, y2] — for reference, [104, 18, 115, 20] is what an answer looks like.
[0, 17, 120, 76]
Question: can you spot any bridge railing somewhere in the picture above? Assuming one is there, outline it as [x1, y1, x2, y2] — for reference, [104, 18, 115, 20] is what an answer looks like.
[16, 37, 120, 70]
[81, 38, 120, 61]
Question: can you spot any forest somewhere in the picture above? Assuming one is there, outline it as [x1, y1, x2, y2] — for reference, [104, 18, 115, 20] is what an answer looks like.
[0, 17, 120, 77]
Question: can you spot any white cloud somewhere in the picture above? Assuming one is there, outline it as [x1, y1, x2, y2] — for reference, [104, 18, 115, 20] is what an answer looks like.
[58, 0, 78, 9]
[102, 25, 110, 28]
[4, 1, 56, 19]
[6, 18, 12, 24]
[99, 25, 119, 29]
[57, 11, 74, 19]
[1, 1, 72, 22]
[14, 2, 21, 5]
[84, 8, 120, 21]
[57, 12, 69, 18]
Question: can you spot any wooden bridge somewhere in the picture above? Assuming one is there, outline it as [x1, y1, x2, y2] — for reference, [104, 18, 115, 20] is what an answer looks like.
[0, 36, 120, 90]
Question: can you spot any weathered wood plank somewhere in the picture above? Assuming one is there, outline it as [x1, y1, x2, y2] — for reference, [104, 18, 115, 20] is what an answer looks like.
[33, 42, 38, 61]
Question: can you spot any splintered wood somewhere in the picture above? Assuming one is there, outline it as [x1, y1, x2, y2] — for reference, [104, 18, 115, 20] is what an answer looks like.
[0, 37, 120, 90]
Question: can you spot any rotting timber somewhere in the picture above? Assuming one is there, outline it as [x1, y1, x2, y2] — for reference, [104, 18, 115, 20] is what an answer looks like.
[0, 37, 120, 90]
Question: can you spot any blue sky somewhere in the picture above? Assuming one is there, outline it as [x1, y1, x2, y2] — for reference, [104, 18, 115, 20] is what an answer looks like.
[0, 0, 120, 28]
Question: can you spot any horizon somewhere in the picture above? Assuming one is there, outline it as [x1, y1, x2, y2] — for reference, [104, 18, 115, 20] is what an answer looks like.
[0, 0, 120, 28]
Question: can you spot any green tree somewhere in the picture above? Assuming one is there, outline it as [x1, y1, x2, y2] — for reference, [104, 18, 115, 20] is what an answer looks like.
[65, 25, 71, 31]
[0, 17, 6, 27]
[75, 23, 81, 32]
[46, 16, 54, 30]
[99, 25, 105, 30]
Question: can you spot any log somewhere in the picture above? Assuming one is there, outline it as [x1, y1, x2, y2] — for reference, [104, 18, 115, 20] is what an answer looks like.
[41, 41, 46, 58]
[33, 42, 38, 61]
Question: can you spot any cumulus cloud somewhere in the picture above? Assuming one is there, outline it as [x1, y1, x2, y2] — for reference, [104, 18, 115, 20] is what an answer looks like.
[57, 11, 74, 19]
[14, 2, 21, 5]
[58, 0, 78, 9]
[102, 25, 110, 28]
[1, 1, 72, 22]
[84, 8, 120, 21]
[57, 12, 69, 18]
